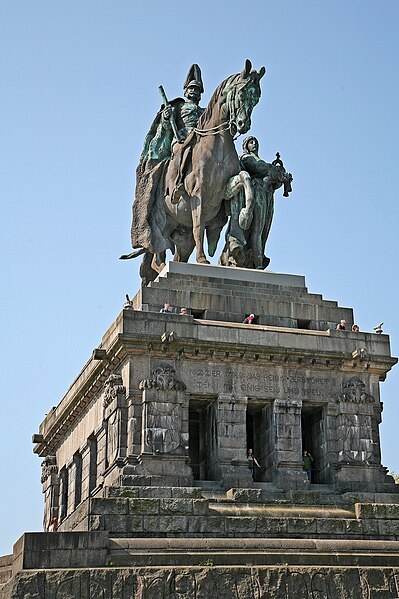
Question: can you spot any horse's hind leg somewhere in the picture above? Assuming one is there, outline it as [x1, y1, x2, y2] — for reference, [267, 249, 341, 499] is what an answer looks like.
[140, 252, 159, 286]
[191, 195, 209, 264]
[171, 228, 195, 263]
[151, 251, 166, 273]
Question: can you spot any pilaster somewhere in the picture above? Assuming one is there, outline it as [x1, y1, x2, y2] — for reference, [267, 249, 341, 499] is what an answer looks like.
[216, 394, 253, 488]
[273, 398, 307, 489]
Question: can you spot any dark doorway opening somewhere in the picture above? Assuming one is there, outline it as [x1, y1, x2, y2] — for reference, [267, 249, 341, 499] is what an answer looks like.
[301, 404, 327, 483]
[189, 398, 219, 481]
[191, 309, 205, 320]
[246, 400, 273, 482]
[297, 319, 311, 329]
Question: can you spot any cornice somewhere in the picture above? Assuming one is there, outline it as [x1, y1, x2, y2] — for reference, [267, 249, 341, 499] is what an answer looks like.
[33, 325, 397, 457]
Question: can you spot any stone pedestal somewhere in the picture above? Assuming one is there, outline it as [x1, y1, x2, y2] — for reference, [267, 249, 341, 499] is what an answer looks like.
[32, 264, 397, 514]
[4, 263, 395, 599]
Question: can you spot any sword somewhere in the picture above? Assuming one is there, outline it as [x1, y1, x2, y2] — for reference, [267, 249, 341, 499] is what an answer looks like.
[158, 85, 183, 143]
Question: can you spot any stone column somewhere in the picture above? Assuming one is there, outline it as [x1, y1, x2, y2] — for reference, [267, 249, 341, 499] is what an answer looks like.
[67, 453, 82, 510]
[81, 441, 92, 501]
[96, 422, 107, 481]
[127, 391, 142, 457]
[322, 402, 338, 484]
[272, 398, 307, 489]
[59, 467, 68, 522]
[102, 373, 128, 487]
[216, 394, 253, 489]
[66, 459, 74, 516]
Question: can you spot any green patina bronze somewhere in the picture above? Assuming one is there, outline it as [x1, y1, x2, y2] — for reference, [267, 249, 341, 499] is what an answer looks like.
[123, 60, 266, 285]
[121, 61, 293, 284]
[219, 137, 293, 269]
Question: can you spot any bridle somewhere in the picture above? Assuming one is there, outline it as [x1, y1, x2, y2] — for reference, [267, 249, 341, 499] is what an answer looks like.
[193, 78, 255, 140]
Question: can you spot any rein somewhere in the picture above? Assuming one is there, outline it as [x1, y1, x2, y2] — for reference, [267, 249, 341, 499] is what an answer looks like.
[193, 79, 243, 139]
[193, 121, 230, 136]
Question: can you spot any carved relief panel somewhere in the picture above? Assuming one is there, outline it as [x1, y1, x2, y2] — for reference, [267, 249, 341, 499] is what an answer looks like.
[140, 363, 187, 455]
[336, 376, 376, 464]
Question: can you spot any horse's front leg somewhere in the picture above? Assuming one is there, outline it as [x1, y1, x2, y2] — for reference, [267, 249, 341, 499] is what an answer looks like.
[190, 195, 209, 264]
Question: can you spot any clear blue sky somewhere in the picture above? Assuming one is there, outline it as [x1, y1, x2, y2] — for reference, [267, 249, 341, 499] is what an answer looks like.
[1, 0, 398, 556]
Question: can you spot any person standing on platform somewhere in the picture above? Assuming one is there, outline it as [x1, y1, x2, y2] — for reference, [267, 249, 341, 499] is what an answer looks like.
[243, 313, 255, 324]
[303, 449, 314, 481]
[247, 448, 261, 481]
[160, 302, 173, 313]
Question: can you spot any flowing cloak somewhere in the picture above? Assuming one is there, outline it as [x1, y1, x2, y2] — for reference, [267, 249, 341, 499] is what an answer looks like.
[130, 98, 184, 254]
[131, 97, 205, 254]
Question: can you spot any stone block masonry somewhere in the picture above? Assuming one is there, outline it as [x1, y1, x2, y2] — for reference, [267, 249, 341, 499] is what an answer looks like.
[1, 264, 397, 598]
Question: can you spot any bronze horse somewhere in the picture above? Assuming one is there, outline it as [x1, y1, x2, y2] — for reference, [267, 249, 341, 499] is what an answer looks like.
[123, 60, 265, 284]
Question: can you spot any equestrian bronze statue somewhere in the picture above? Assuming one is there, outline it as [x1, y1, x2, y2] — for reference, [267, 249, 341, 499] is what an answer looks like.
[121, 60, 266, 284]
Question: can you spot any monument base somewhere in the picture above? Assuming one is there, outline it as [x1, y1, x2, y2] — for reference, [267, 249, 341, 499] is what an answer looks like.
[6, 263, 396, 598]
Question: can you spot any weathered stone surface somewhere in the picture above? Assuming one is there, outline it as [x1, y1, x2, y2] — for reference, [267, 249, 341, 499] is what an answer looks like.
[227, 488, 262, 502]
[355, 503, 399, 520]
[92, 498, 129, 515]
[159, 498, 194, 515]
[17, 264, 398, 599]
[11, 532, 109, 573]
[2, 565, 399, 599]
[129, 498, 160, 515]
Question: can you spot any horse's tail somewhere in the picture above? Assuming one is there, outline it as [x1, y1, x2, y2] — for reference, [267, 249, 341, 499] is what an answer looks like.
[119, 247, 147, 260]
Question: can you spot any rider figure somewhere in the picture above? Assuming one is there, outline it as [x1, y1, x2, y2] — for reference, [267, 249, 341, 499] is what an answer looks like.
[160, 64, 205, 202]
[162, 64, 205, 145]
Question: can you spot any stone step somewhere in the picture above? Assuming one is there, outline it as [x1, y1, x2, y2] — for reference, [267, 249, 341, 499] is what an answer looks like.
[149, 278, 343, 311]
[151, 278, 314, 297]
[151, 273, 310, 294]
[108, 537, 399, 568]
[254, 482, 284, 492]
[145, 280, 337, 306]
[310, 483, 336, 492]
[193, 480, 223, 490]
[207, 502, 355, 520]
[151, 272, 309, 290]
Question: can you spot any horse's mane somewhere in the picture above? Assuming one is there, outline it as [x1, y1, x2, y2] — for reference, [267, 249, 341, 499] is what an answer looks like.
[197, 72, 241, 129]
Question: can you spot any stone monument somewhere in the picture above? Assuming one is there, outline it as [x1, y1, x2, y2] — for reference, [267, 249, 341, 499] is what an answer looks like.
[1, 62, 399, 599]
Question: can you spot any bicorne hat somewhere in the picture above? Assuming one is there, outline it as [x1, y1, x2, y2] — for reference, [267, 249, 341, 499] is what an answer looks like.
[184, 64, 204, 94]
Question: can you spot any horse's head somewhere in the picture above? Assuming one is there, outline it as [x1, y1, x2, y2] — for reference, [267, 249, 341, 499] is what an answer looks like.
[226, 60, 266, 136]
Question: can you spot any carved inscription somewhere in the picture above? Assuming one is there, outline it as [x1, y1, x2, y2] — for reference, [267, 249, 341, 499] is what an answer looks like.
[186, 365, 331, 399]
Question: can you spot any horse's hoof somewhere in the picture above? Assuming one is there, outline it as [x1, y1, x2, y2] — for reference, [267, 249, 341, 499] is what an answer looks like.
[197, 258, 210, 265]
[262, 256, 271, 269]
